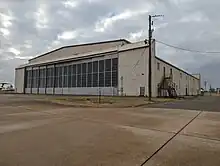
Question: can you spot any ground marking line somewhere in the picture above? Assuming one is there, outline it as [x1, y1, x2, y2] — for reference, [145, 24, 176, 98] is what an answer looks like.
[0, 116, 81, 134]
[76, 117, 177, 135]
[180, 133, 220, 143]
[140, 110, 203, 166]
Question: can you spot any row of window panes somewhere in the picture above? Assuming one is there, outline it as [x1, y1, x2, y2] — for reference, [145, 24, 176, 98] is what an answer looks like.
[27, 71, 117, 88]
[25, 58, 118, 88]
[53, 58, 117, 76]
[26, 58, 117, 77]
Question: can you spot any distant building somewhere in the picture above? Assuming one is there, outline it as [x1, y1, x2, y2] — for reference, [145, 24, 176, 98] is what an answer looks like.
[15, 39, 201, 97]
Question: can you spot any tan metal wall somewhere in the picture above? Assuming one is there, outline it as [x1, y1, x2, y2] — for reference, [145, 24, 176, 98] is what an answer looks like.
[118, 42, 156, 97]
[154, 58, 200, 96]
[118, 41, 156, 96]
[15, 68, 25, 93]
[192, 74, 201, 95]
[29, 40, 127, 64]
[118, 47, 148, 96]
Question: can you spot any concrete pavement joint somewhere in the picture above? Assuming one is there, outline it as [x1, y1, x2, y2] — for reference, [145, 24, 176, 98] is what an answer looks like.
[140, 110, 203, 166]
[0, 108, 77, 117]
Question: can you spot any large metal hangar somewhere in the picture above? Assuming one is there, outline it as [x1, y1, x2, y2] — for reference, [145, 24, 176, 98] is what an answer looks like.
[15, 39, 201, 97]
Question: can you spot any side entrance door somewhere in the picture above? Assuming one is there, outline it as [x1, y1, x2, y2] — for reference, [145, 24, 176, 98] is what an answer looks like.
[140, 87, 145, 97]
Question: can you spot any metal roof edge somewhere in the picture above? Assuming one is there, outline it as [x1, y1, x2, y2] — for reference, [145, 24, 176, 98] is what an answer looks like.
[16, 50, 118, 69]
[28, 39, 131, 62]
[16, 40, 151, 70]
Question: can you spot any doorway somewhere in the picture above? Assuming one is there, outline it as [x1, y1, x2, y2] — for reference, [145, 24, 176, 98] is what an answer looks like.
[140, 87, 145, 97]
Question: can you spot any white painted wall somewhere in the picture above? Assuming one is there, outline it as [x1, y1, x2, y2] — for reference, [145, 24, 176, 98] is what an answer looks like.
[15, 68, 25, 93]
[46, 88, 53, 94]
[32, 88, 38, 94]
[25, 88, 31, 94]
[118, 41, 156, 96]
[39, 88, 45, 94]
[118, 47, 146, 96]
[36, 87, 117, 96]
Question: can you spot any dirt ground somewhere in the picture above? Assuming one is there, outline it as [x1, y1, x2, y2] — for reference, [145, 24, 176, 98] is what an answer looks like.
[0, 94, 220, 166]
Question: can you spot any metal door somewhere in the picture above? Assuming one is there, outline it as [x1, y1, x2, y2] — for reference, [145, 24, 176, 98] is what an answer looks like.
[140, 87, 145, 96]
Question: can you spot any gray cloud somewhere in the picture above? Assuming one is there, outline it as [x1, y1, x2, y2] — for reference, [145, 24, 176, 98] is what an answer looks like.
[0, 0, 220, 87]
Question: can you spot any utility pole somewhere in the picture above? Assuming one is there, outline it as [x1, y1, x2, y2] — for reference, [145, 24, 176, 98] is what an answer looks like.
[148, 14, 164, 101]
[148, 15, 152, 101]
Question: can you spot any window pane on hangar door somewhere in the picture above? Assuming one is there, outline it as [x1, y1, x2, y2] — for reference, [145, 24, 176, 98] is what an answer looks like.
[112, 58, 118, 71]
[42, 68, 46, 88]
[87, 62, 92, 87]
[46, 68, 51, 88]
[77, 63, 82, 87]
[105, 59, 111, 87]
[32, 69, 36, 88]
[54, 66, 59, 88]
[92, 61, 98, 87]
[63, 65, 68, 88]
[58, 66, 63, 88]
[112, 58, 118, 87]
[82, 63, 87, 87]
[26, 69, 32, 88]
[51, 67, 55, 88]
[35, 69, 39, 88]
[68, 65, 72, 88]
[99, 60, 104, 87]
[71, 64, 77, 87]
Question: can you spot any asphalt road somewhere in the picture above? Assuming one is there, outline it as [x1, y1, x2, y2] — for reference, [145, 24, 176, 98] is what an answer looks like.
[0, 94, 220, 166]
[147, 96, 220, 112]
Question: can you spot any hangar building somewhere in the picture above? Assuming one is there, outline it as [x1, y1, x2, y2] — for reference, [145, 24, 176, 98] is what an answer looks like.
[15, 39, 201, 97]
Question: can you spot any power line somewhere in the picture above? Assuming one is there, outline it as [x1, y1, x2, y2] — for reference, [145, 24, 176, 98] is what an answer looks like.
[156, 39, 220, 54]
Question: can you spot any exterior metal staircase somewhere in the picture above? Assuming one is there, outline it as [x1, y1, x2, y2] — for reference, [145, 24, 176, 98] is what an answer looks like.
[158, 75, 177, 98]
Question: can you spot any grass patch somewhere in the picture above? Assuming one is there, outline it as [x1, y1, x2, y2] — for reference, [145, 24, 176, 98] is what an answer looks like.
[45, 96, 179, 108]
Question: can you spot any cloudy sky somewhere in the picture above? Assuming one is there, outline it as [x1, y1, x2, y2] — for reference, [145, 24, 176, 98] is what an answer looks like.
[1, 0, 220, 88]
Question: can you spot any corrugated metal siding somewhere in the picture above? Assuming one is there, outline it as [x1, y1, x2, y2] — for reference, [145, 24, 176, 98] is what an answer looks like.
[15, 68, 25, 93]
[154, 58, 200, 96]
[29, 40, 126, 64]
[118, 46, 151, 96]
